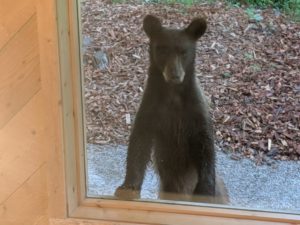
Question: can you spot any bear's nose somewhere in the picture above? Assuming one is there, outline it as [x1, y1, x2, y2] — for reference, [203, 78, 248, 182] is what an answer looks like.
[168, 64, 181, 78]
[169, 73, 183, 84]
[170, 71, 181, 80]
[163, 57, 185, 84]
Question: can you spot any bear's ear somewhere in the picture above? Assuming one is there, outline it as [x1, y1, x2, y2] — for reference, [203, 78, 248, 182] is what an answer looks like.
[143, 15, 162, 39]
[185, 18, 207, 40]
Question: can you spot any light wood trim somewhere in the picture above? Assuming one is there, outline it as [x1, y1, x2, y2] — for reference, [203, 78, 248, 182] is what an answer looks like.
[36, 0, 67, 218]
[56, 0, 80, 215]
[0, 14, 41, 128]
[68, 0, 88, 206]
[50, 218, 150, 225]
[82, 199, 300, 224]
[72, 205, 299, 225]
[56, 0, 87, 216]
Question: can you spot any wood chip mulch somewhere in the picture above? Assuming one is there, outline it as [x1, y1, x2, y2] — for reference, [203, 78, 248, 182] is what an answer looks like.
[81, 0, 300, 163]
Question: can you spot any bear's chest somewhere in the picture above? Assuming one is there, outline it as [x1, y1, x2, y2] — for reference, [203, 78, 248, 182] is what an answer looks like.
[155, 93, 191, 138]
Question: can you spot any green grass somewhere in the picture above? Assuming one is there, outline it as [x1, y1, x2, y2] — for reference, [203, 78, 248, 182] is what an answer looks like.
[281, 0, 300, 20]
[229, 0, 300, 20]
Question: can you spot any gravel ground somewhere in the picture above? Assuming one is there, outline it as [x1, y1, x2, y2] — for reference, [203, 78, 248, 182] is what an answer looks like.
[86, 144, 300, 213]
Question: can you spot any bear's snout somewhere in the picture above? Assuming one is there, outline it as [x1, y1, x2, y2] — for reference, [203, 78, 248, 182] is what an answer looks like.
[163, 56, 185, 84]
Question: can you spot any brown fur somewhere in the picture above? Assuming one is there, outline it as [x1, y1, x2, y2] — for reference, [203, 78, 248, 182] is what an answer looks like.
[115, 15, 228, 204]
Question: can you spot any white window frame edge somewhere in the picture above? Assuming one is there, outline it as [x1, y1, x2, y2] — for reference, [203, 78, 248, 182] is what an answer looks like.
[56, 0, 300, 224]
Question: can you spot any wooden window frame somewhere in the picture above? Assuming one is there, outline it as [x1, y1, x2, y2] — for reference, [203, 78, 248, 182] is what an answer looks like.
[56, 0, 300, 224]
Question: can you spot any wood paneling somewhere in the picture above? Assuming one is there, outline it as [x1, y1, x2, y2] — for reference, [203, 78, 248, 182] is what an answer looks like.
[0, 0, 35, 49]
[0, 1, 49, 224]
[0, 91, 48, 204]
[0, 164, 48, 225]
[0, 14, 41, 128]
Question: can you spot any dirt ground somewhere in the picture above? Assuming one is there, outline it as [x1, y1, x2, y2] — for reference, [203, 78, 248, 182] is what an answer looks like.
[81, 0, 300, 162]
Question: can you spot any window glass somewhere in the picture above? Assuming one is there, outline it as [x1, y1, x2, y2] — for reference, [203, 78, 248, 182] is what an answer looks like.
[80, 0, 300, 213]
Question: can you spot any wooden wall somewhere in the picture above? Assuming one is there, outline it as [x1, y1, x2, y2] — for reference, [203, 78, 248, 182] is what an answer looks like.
[0, 0, 63, 224]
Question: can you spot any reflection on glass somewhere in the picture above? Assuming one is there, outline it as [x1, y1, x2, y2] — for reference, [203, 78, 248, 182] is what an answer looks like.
[81, 0, 300, 213]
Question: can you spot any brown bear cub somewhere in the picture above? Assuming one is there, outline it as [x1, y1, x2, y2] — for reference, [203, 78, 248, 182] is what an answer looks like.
[115, 15, 228, 204]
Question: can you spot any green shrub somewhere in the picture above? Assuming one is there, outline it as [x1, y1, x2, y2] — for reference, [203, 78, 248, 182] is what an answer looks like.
[228, 0, 300, 20]
[281, 0, 300, 19]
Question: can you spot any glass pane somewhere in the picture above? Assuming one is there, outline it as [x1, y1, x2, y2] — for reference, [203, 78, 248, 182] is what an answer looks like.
[80, 0, 300, 213]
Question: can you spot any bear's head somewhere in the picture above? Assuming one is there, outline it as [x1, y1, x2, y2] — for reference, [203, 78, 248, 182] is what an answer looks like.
[143, 15, 207, 85]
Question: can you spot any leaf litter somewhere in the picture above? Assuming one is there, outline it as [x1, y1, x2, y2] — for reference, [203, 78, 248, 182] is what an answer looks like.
[81, 0, 300, 163]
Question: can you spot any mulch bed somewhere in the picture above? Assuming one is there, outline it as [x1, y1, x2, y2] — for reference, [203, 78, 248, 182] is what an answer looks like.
[81, 0, 300, 163]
